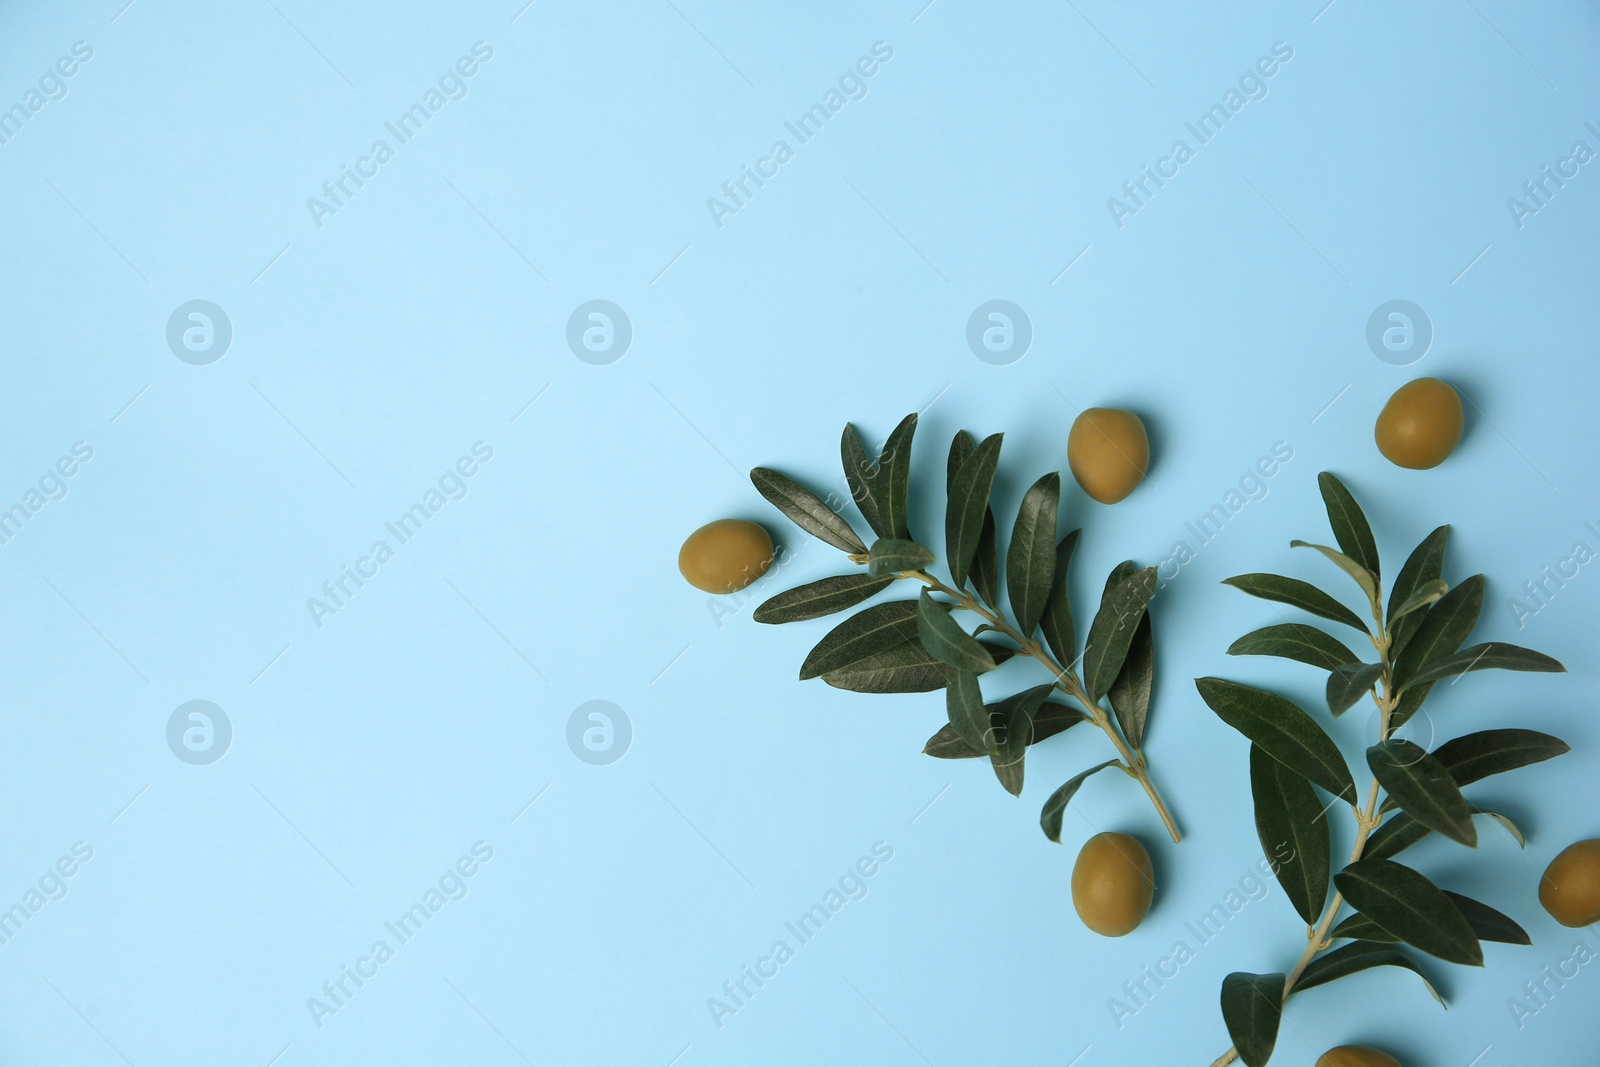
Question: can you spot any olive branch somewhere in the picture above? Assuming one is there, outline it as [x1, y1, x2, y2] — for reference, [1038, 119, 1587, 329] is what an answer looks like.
[749, 413, 1181, 843]
[1198, 472, 1568, 1066]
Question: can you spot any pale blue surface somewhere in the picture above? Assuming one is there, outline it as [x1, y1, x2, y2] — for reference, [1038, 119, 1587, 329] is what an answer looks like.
[1, 1, 1597, 1064]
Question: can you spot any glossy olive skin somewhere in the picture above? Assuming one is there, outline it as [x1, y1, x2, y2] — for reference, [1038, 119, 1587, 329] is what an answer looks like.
[678, 519, 773, 594]
[1375, 377, 1463, 469]
[1315, 1046, 1402, 1067]
[1067, 408, 1149, 504]
[1071, 832, 1154, 936]
[1539, 839, 1600, 927]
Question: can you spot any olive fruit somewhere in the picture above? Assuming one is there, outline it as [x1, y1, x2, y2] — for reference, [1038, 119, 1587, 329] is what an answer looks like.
[1067, 408, 1149, 504]
[1071, 832, 1154, 936]
[1374, 377, 1463, 469]
[1314, 1046, 1402, 1067]
[1539, 838, 1600, 927]
[678, 519, 773, 594]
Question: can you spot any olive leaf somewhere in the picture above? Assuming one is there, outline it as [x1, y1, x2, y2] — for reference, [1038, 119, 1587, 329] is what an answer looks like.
[1039, 760, 1121, 843]
[1391, 574, 1484, 690]
[1223, 573, 1370, 633]
[1402, 641, 1565, 689]
[1333, 859, 1483, 966]
[1228, 623, 1358, 673]
[1326, 662, 1384, 716]
[822, 640, 1014, 693]
[1389, 579, 1447, 622]
[1387, 525, 1449, 653]
[866, 538, 935, 578]
[1390, 680, 1432, 730]
[1317, 472, 1381, 583]
[1006, 473, 1060, 636]
[1290, 941, 1444, 1007]
[924, 701, 1086, 759]
[1196, 678, 1356, 802]
[1365, 807, 1524, 861]
[1250, 745, 1330, 926]
[799, 600, 920, 679]
[842, 423, 886, 538]
[989, 684, 1054, 796]
[1443, 891, 1530, 945]
[1084, 564, 1158, 702]
[1291, 540, 1379, 609]
[1108, 611, 1154, 750]
[751, 467, 865, 553]
[754, 573, 894, 624]
[916, 591, 997, 674]
[867, 413, 918, 540]
[945, 432, 1003, 591]
[1039, 529, 1082, 670]
[945, 669, 993, 756]
[1329, 912, 1399, 943]
[1429, 728, 1570, 788]
[1367, 740, 1477, 847]
[1219, 972, 1285, 1067]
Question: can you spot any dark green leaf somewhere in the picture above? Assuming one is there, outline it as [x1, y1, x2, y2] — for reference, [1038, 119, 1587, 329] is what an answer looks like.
[1084, 564, 1158, 702]
[945, 433, 1003, 590]
[866, 537, 935, 578]
[1329, 912, 1400, 943]
[924, 701, 1086, 759]
[842, 423, 886, 539]
[868, 413, 918, 540]
[1195, 678, 1356, 802]
[1334, 859, 1482, 966]
[1387, 525, 1449, 652]
[989, 684, 1055, 796]
[799, 600, 920, 678]
[971, 510, 1001, 611]
[753, 573, 894, 624]
[1039, 529, 1082, 670]
[1006, 473, 1061, 635]
[1220, 972, 1285, 1067]
[1366, 808, 1524, 860]
[1431, 728, 1571, 788]
[1109, 611, 1155, 750]
[944, 670, 993, 756]
[1039, 760, 1121, 843]
[1250, 745, 1330, 925]
[1392, 575, 1484, 690]
[917, 591, 997, 674]
[1403, 642, 1565, 689]
[1291, 540, 1379, 608]
[751, 467, 865, 554]
[946, 429, 974, 488]
[1368, 740, 1476, 846]
[1327, 662, 1384, 716]
[1318, 472, 1381, 583]
[1443, 891, 1530, 945]
[1228, 623, 1359, 672]
[1390, 579, 1447, 622]
[1390, 681, 1432, 729]
[1223, 573, 1369, 633]
[1291, 941, 1444, 1006]
[821, 639, 1014, 693]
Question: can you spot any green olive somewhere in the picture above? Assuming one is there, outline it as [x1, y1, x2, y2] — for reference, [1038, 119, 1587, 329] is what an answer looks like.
[1539, 838, 1600, 927]
[1315, 1046, 1402, 1067]
[1067, 408, 1149, 504]
[678, 519, 773, 594]
[1070, 832, 1154, 936]
[1374, 377, 1463, 469]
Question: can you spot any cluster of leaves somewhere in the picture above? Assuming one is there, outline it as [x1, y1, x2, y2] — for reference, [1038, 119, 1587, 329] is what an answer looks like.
[750, 413, 1179, 841]
[1197, 473, 1568, 1067]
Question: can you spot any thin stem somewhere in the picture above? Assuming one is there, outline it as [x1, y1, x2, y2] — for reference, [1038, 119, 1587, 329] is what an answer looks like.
[1207, 620, 1398, 1066]
[909, 570, 1182, 843]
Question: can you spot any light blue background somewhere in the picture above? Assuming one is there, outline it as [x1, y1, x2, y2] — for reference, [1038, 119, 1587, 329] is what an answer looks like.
[1, 1, 1596, 1064]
